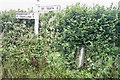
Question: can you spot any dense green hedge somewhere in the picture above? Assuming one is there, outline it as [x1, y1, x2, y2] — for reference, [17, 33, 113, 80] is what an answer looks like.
[57, 4, 119, 66]
[1, 4, 120, 78]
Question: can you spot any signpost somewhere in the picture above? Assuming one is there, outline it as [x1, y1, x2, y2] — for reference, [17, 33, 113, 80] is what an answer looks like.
[38, 5, 61, 12]
[16, 12, 34, 19]
[16, 0, 61, 35]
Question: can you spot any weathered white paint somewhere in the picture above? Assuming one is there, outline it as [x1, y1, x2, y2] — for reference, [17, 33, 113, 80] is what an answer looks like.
[78, 47, 85, 67]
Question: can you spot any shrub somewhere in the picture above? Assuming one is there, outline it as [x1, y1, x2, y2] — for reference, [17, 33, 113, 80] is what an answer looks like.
[1, 4, 120, 78]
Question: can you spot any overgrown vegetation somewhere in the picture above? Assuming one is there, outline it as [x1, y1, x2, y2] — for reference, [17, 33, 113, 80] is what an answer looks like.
[0, 4, 120, 78]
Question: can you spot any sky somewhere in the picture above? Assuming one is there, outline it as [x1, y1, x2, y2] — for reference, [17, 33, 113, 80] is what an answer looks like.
[0, 0, 119, 11]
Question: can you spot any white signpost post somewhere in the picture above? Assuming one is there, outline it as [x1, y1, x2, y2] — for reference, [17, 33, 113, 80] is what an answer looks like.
[34, 0, 39, 35]
[16, 0, 61, 35]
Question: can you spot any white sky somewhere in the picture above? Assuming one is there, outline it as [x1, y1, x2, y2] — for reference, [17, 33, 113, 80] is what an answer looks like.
[0, 0, 119, 11]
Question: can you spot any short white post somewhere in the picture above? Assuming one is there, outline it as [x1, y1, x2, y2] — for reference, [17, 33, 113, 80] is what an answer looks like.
[78, 47, 85, 67]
